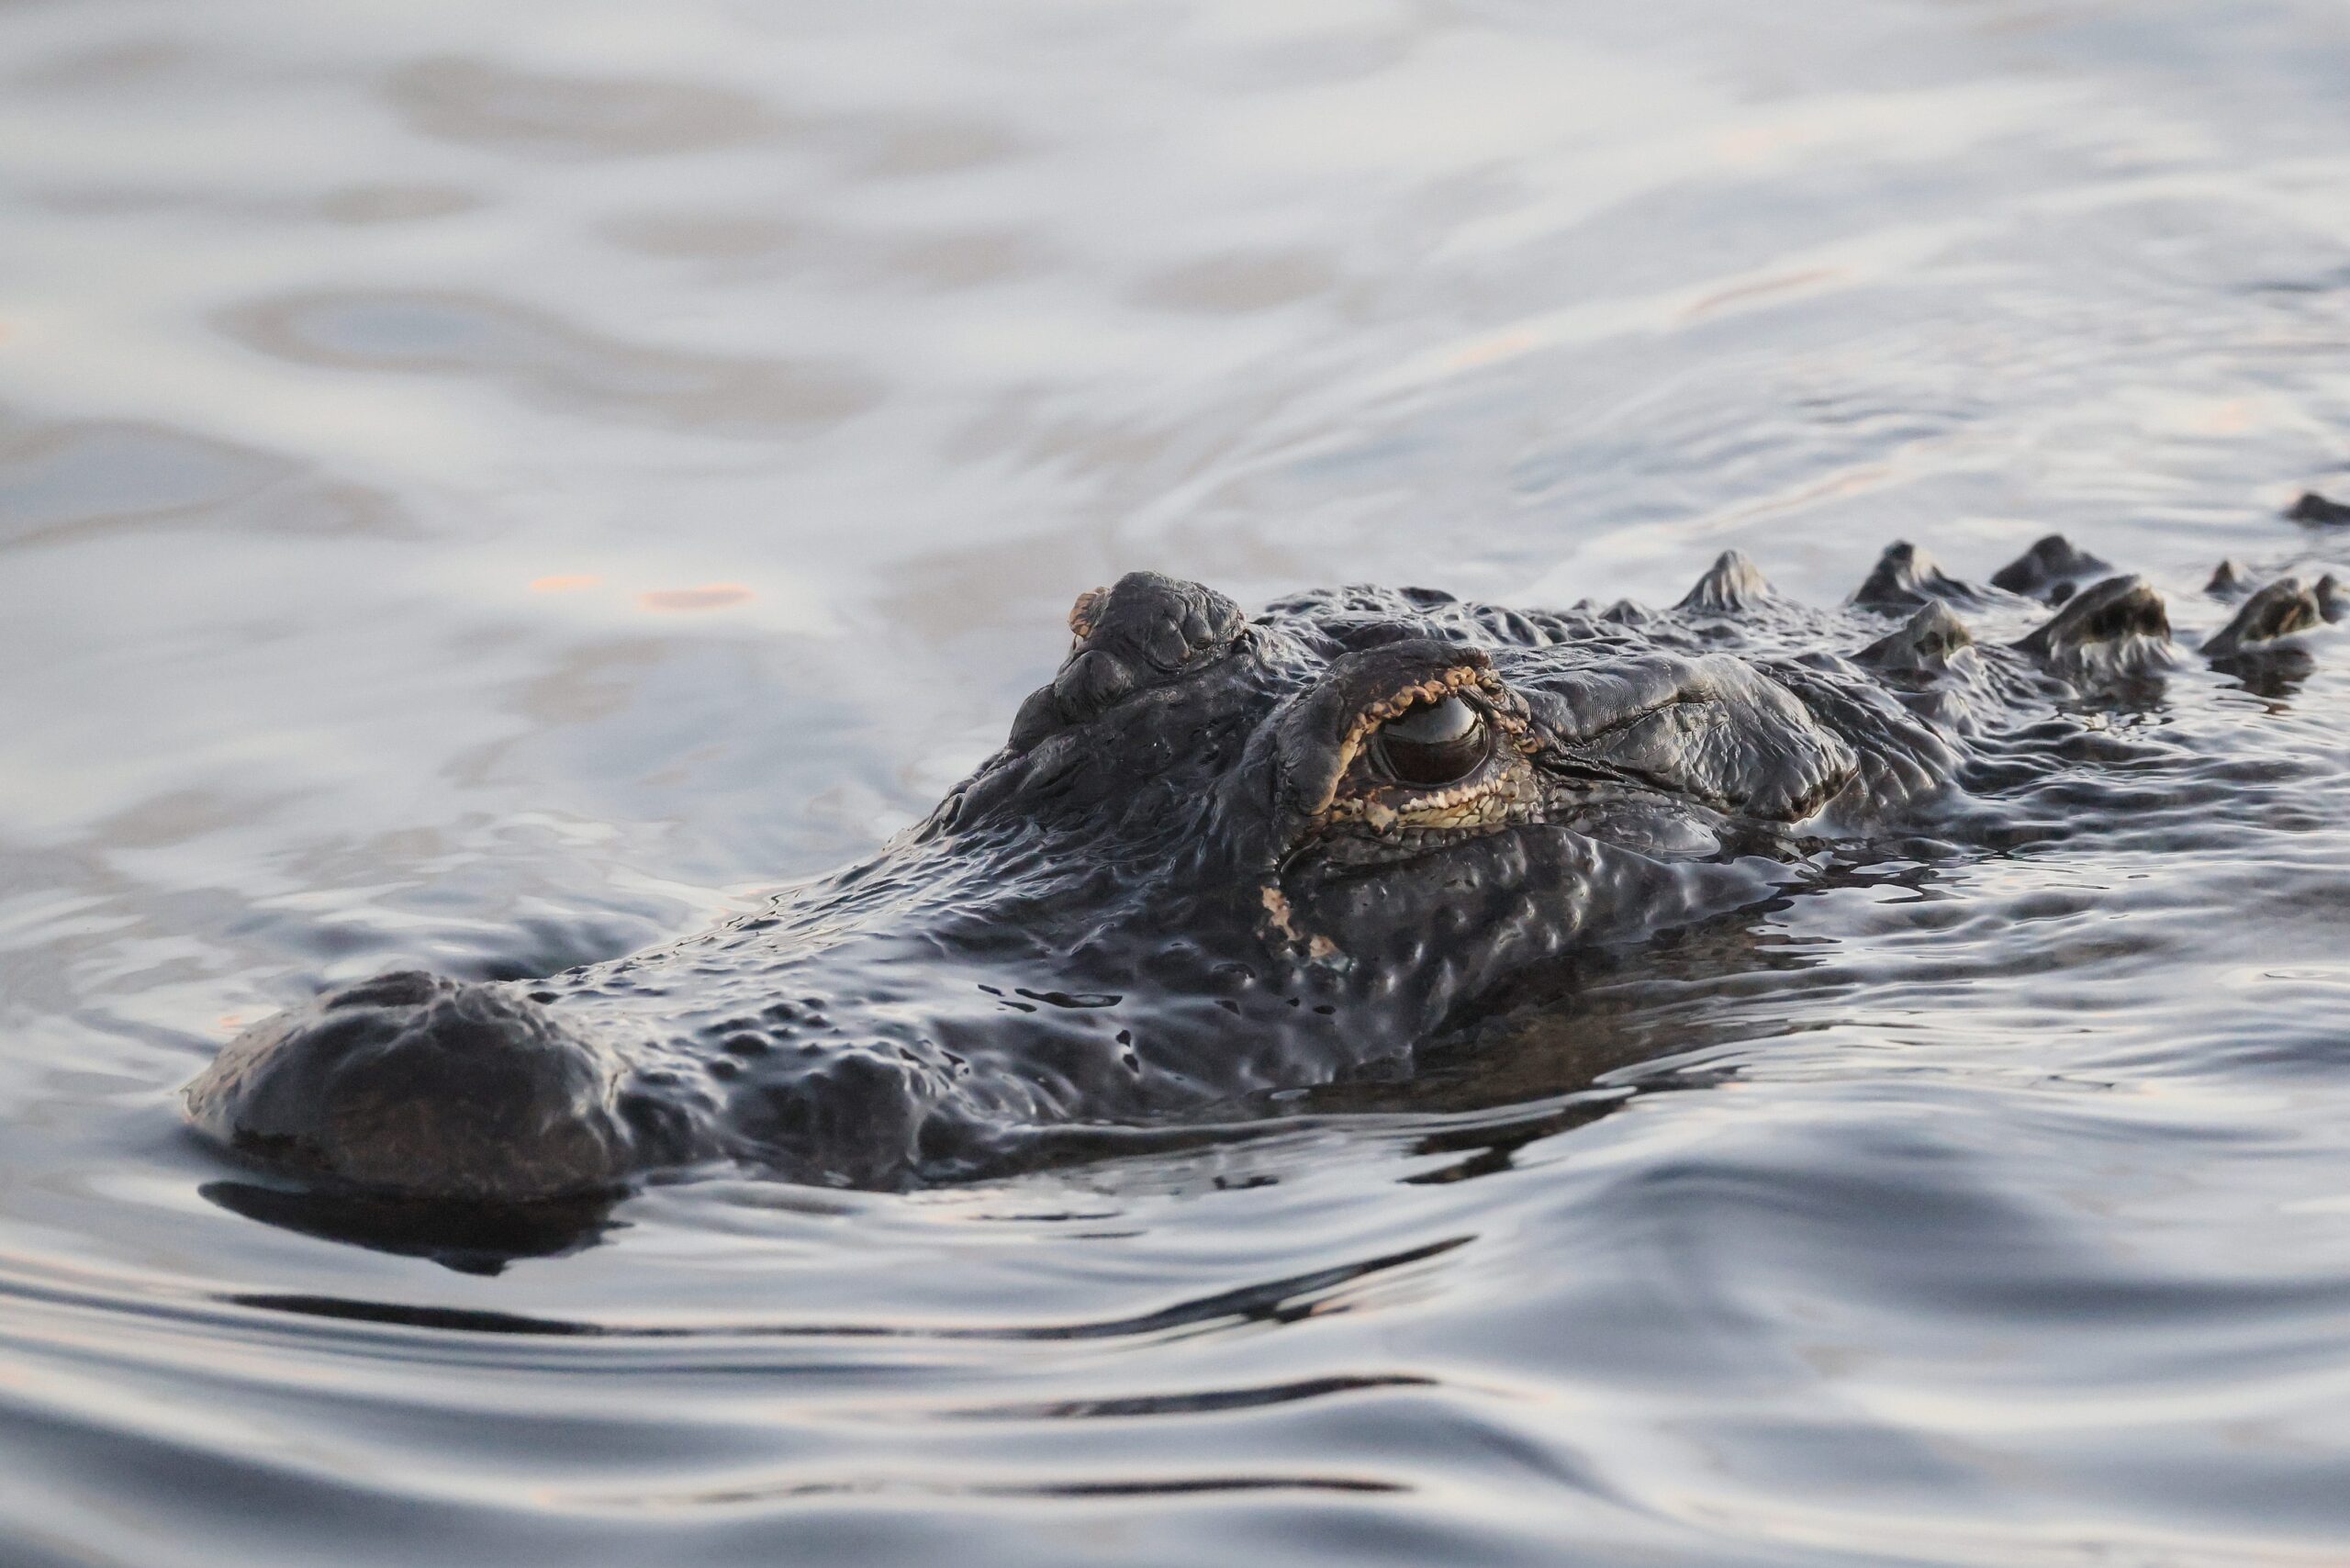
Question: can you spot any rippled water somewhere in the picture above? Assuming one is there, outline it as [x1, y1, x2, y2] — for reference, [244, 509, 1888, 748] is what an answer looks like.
[7, 0, 2350, 1562]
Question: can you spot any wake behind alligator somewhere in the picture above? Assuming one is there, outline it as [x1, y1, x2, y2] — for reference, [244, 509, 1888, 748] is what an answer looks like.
[184, 532, 2346, 1214]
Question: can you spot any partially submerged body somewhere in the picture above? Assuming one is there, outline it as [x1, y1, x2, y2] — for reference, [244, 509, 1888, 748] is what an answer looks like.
[185, 536, 2344, 1204]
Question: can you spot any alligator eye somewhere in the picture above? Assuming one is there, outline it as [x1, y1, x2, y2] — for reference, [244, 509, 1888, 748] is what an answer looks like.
[1372, 696, 1492, 787]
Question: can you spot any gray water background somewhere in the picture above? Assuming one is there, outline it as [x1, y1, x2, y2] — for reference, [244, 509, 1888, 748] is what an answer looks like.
[6, 0, 2350, 1562]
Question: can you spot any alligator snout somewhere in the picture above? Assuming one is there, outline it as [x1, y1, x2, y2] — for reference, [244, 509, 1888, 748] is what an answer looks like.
[184, 971, 642, 1202]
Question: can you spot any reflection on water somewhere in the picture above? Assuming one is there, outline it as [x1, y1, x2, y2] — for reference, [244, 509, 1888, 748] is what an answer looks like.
[386, 55, 778, 159]
[222, 290, 884, 433]
[6, 0, 2350, 1562]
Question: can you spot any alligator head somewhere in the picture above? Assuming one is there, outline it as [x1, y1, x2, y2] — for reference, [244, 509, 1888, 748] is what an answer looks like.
[187, 539, 2262, 1218]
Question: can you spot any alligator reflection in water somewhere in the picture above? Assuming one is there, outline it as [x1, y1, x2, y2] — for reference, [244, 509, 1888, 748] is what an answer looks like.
[181, 532, 2344, 1262]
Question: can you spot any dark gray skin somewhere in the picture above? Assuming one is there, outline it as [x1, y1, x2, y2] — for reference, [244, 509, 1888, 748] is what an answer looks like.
[185, 534, 2340, 1205]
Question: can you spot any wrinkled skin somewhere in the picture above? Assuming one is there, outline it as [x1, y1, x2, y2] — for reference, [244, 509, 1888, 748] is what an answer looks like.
[185, 534, 2343, 1212]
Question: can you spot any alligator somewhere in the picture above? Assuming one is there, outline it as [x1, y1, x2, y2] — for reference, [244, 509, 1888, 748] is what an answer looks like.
[185, 535, 2344, 1219]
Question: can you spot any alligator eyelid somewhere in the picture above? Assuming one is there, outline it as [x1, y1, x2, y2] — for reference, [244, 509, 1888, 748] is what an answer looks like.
[1542, 756, 1647, 789]
[1537, 695, 1706, 789]
[1569, 693, 1707, 744]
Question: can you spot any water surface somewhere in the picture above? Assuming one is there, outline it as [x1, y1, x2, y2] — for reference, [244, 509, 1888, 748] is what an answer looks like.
[6, 0, 2350, 1562]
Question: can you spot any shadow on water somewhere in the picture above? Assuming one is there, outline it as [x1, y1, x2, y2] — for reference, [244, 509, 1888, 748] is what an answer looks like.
[2210, 645, 2317, 700]
[197, 1180, 623, 1275]
[225, 1235, 1472, 1340]
[1313, 862, 1953, 1184]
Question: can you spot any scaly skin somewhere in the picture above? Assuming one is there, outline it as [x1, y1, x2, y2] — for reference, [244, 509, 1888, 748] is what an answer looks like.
[185, 536, 2342, 1203]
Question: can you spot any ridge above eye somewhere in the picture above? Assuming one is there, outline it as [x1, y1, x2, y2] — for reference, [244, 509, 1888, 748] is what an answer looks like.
[1372, 696, 1491, 786]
